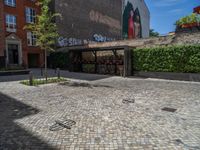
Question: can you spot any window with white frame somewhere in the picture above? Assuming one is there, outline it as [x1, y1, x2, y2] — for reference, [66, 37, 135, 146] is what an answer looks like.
[27, 32, 37, 46]
[4, 0, 16, 7]
[6, 14, 16, 32]
[25, 7, 36, 23]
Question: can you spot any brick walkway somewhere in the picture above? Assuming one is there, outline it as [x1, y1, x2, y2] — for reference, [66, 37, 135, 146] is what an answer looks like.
[0, 76, 200, 150]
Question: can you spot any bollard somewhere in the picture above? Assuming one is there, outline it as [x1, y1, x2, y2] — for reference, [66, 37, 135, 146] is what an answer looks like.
[41, 67, 43, 76]
[57, 68, 60, 79]
[119, 67, 124, 77]
[29, 71, 33, 86]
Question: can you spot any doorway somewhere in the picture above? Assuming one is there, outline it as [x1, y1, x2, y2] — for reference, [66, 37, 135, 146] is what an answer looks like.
[8, 44, 19, 65]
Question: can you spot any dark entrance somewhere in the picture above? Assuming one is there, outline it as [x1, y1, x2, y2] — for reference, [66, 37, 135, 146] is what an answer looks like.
[69, 46, 132, 76]
[28, 53, 39, 68]
[8, 44, 19, 64]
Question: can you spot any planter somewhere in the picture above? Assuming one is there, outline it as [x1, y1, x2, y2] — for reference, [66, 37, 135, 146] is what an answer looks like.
[0, 70, 30, 76]
[176, 25, 200, 33]
[180, 22, 199, 28]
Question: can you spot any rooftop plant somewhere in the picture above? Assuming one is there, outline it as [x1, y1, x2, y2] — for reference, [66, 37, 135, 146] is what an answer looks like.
[175, 13, 200, 28]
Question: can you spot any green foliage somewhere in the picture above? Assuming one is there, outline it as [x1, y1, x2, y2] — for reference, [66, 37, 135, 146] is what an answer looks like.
[25, 0, 61, 81]
[133, 45, 200, 73]
[149, 29, 159, 37]
[82, 64, 95, 73]
[49, 52, 69, 69]
[176, 13, 199, 26]
[25, 0, 60, 51]
[21, 77, 67, 86]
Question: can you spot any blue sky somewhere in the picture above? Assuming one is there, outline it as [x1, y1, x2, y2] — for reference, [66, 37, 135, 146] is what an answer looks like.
[145, 0, 200, 34]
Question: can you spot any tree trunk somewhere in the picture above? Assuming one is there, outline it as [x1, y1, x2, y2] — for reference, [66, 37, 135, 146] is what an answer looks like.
[45, 49, 47, 83]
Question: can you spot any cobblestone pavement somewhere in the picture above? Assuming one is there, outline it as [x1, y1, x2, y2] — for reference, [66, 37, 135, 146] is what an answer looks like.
[0, 76, 200, 150]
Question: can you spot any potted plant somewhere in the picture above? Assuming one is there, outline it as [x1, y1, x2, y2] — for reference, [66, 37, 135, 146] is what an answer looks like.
[176, 13, 199, 29]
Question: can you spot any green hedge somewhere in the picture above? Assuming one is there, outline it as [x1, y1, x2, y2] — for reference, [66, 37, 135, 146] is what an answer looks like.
[48, 52, 69, 69]
[133, 45, 200, 73]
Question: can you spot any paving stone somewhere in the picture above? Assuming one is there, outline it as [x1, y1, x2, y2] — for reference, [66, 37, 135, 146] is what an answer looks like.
[0, 77, 200, 149]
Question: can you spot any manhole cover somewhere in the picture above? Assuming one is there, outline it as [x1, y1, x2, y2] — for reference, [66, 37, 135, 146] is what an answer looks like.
[162, 107, 177, 112]
[122, 98, 135, 104]
[49, 119, 76, 131]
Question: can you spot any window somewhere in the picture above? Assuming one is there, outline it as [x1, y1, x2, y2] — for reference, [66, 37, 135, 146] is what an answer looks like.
[27, 32, 37, 46]
[25, 7, 36, 23]
[4, 0, 16, 7]
[6, 14, 16, 32]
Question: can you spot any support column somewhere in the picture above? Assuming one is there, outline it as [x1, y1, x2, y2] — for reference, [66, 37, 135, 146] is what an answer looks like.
[94, 51, 97, 73]
[124, 47, 132, 77]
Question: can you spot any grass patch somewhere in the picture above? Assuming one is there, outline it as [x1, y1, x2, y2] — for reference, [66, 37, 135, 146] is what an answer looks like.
[20, 77, 67, 86]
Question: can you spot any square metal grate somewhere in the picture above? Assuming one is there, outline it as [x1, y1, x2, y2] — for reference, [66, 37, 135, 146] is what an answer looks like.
[49, 119, 76, 131]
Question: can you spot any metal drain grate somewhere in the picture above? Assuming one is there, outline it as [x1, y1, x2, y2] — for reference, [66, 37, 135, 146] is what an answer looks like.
[122, 98, 135, 104]
[49, 119, 76, 131]
[174, 139, 200, 149]
[162, 107, 177, 112]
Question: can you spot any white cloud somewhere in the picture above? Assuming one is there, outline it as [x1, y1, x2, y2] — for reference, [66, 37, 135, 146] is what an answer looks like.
[154, 0, 186, 7]
[168, 8, 183, 13]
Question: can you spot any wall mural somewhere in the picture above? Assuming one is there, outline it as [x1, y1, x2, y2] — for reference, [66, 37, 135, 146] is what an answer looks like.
[123, 1, 142, 39]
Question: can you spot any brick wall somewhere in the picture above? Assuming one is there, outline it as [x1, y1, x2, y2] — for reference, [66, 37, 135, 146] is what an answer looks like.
[88, 32, 200, 48]
[55, 0, 122, 40]
[63, 32, 200, 50]
[0, 1, 5, 57]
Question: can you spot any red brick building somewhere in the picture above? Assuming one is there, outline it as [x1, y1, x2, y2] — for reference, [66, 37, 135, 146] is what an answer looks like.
[0, 0, 43, 68]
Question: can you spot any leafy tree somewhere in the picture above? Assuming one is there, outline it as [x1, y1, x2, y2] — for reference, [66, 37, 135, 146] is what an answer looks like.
[149, 29, 159, 37]
[25, 0, 60, 82]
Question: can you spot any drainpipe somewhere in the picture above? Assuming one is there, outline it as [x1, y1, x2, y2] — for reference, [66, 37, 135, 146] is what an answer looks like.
[4, 49, 7, 69]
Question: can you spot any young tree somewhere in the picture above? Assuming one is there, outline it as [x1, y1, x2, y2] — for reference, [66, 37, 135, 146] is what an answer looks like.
[25, 0, 60, 82]
[149, 29, 159, 37]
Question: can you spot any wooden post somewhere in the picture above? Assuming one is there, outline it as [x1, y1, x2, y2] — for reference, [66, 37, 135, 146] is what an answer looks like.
[124, 47, 132, 77]
[112, 50, 117, 75]
[57, 68, 60, 79]
[44, 49, 47, 83]
[93, 51, 97, 73]
[41, 67, 43, 76]
[29, 71, 33, 86]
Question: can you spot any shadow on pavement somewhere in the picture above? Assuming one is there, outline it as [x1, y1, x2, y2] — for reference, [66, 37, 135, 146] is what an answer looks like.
[0, 69, 111, 82]
[0, 92, 56, 150]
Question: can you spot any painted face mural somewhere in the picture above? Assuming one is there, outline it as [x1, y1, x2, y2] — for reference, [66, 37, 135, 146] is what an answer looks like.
[123, 1, 142, 39]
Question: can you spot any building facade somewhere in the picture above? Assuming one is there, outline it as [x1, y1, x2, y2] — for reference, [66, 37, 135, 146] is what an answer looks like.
[54, 0, 150, 47]
[0, 0, 43, 68]
[0, 0, 150, 68]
